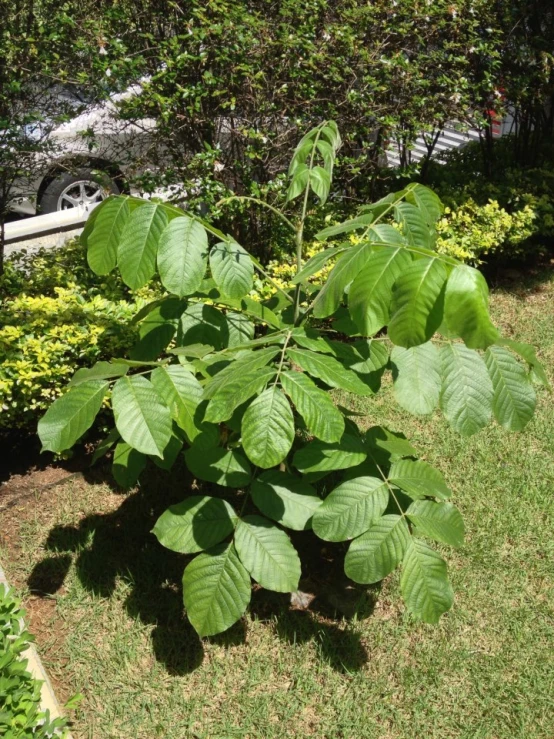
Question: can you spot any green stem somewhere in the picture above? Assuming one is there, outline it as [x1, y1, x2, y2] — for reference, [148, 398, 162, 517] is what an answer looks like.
[272, 330, 293, 387]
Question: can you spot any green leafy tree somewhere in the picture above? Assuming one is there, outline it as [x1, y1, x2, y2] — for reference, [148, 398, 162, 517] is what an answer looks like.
[38, 123, 547, 636]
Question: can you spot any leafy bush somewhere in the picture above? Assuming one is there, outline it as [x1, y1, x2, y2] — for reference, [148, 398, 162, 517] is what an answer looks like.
[435, 199, 537, 264]
[427, 137, 554, 262]
[39, 124, 546, 637]
[0, 583, 68, 738]
[0, 242, 151, 429]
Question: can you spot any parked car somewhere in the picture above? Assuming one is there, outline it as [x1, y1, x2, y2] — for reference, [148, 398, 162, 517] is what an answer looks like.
[10, 85, 156, 216]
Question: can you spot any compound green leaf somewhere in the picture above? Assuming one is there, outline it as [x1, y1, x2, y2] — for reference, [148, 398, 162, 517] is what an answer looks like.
[312, 477, 389, 542]
[286, 348, 373, 396]
[497, 338, 550, 388]
[400, 539, 453, 623]
[131, 297, 187, 361]
[291, 246, 347, 284]
[280, 370, 344, 443]
[157, 216, 208, 297]
[117, 202, 169, 289]
[388, 258, 447, 348]
[309, 165, 331, 203]
[153, 496, 237, 554]
[394, 201, 431, 248]
[485, 345, 536, 431]
[344, 514, 410, 584]
[406, 500, 464, 548]
[405, 183, 443, 223]
[69, 361, 129, 387]
[241, 387, 295, 468]
[203, 348, 279, 399]
[440, 344, 493, 436]
[209, 241, 254, 299]
[444, 265, 499, 349]
[112, 442, 147, 489]
[315, 215, 374, 242]
[312, 241, 375, 318]
[87, 196, 131, 275]
[38, 380, 108, 453]
[250, 470, 321, 531]
[185, 446, 252, 488]
[391, 343, 441, 415]
[293, 432, 367, 473]
[183, 543, 251, 637]
[150, 365, 204, 441]
[111, 375, 172, 457]
[234, 515, 301, 592]
[179, 302, 229, 349]
[205, 366, 276, 424]
[348, 247, 412, 335]
[389, 459, 451, 500]
[226, 311, 255, 347]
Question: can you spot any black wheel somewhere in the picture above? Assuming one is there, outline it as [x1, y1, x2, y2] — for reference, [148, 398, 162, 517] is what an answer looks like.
[39, 168, 121, 214]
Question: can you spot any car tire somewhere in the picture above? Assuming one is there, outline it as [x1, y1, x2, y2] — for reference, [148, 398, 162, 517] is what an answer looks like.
[39, 168, 122, 214]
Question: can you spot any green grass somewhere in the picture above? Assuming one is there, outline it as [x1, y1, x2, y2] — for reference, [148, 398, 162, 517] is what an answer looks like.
[2, 271, 554, 738]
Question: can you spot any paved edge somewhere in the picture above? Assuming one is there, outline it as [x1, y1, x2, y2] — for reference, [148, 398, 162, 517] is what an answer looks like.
[0, 561, 73, 737]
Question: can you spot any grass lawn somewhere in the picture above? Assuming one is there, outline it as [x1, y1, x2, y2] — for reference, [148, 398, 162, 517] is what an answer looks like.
[1, 269, 553, 738]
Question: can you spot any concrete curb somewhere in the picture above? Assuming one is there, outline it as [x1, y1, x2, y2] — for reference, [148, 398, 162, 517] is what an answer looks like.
[0, 561, 72, 736]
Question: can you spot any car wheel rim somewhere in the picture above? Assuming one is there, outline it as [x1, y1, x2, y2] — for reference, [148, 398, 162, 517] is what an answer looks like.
[57, 180, 109, 211]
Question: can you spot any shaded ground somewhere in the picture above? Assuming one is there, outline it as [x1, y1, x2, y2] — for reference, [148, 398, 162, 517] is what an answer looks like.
[0, 271, 553, 738]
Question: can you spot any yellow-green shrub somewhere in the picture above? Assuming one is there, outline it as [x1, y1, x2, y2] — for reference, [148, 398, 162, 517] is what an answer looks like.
[436, 198, 537, 264]
[0, 241, 159, 430]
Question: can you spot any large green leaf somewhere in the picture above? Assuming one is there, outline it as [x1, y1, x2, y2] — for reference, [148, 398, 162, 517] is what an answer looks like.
[309, 165, 331, 203]
[150, 425, 184, 470]
[440, 344, 493, 436]
[157, 216, 208, 297]
[391, 343, 441, 415]
[444, 265, 499, 349]
[150, 365, 204, 441]
[400, 539, 453, 623]
[117, 202, 169, 289]
[394, 201, 431, 248]
[388, 257, 447, 348]
[280, 369, 344, 443]
[312, 241, 375, 318]
[184, 446, 251, 488]
[203, 348, 279, 399]
[484, 345, 536, 431]
[38, 380, 108, 453]
[344, 514, 410, 584]
[293, 432, 367, 473]
[87, 196, 131, 275]
[312, 476, 389, 542]
[250, 470, 321, 531]
[388, 459, 451, 500]
[291, 246, 347, 284]
[179, 302, 229, 350]
[226, 311, 255, 348]
[69, 361, 129, 387]
[131, 297, 186, 361]
[153, 496, 237, 554]
[497, 338, 550, 388]
[205, 366, 276, 423]
[406, 501, 464, 548]
[241, 387, 295, 468]
[405, 183, 443, 224]
[183, 543, 251, 637]
[286, 348, 373, 396]
[112, 442, 147, 489]
[315, 216, 374, 242]
[348, 247, 412, 335]
[111, 375, 172, 457]
[209, 240, 254, 299]
[234, 515, 301, 592]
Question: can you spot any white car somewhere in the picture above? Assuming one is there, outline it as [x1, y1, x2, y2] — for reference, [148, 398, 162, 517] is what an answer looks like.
[10, 85, 156, 216]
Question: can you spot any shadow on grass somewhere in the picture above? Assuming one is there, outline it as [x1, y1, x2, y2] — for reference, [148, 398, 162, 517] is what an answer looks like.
[27, 461, 374, 675]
